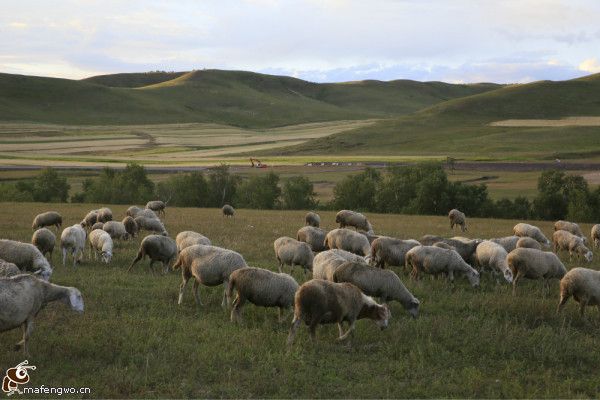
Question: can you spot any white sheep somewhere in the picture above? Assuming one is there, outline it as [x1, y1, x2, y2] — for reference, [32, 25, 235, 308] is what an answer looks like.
[134, 216, 168, 236]
[176, 231, 211, 252]
[228, 267, 299, 323]
[60, 224, 86, 268]
[516, 236, 542, 250]
[296, 226, 327, 252]
[222, 204, 235, 217]
[172, 244, 248, 308]
[274, 236, 314, 274]
[333, 261, 420, 318]
[513, 223, 550, 247]
[405, 245, 480, 287]
[506, 247, 566, 296]
[31, 228, 56, 259]
[122, 216, 138, 238]
[325, 228, 371, 256]
[419, 235, 480, 264]
[0, 259, 20, 277]
[448, 209, 467, 232]
[128, 234, 177, 273]
[305, 212, 321, 228]
[126, 206, 142, 218]
[370, 236, 420, 269]
[490, 236, 520, 253]
[312, 249, 367, 281]
[0, 240, 52, 281]
[286, 279, 390, 345]
[552, 230, 593, 263]
[91, 222, 104, 231]
[591, 224, 599, 249]
[80, 209, 99, 229]
[554, 220, 587, 244]
[146, 200, 167, 217]
[557, 267, 600, 316]
[88, 229, 113, 264]
[475, 240, 513, 283]
[32, 211, 62, 231]
[0, 274, 83, 355]
[96, 207, 113, 223]
[335, 210, 374, 233]
[102, 221, 129, 240]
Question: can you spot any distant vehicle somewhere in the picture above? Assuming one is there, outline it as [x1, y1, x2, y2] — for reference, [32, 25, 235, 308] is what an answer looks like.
[249, 158, 268, 168]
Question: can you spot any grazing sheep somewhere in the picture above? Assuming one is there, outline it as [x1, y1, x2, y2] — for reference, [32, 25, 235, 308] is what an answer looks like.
[91, 222, 104, 231]
[363, 232, 380, 245]
[137, 209, 159, 220]
[146, 200, 167, 217]
[475, 241, 513, 283]
[325, 228, 371, 256]
[592, 224, 600, 249]
[103, 221, 129, 240]
[419, 235, 480, 264]
[370, 237, 420, 269]
[333, 261, 420, 318]
[506, 247, 566, 296]
[513, 223, 550, 246]
[557, 268, 600, 316]
[312, 249, 367, 281]
[32, 211, 62, 231]
[405, 245, 480, 287]
[0, 259, 20, 277]
[274, 237, 314, 274]
[228, 267, 299, 323]
[305, 212, 321, 228]
[296, 226, 327, 252]
[286, 279, 390, 345]
[172, 244, 248, 307]
[0, 274, 83, 355]
[31, 228, 55, 259]
[88, 229, 113, 264]
[222, 204, 235, 217]
[96, 207, 113, 223]
[176, 231, 211, 252]
[432, 242, 456, 251]
[554, 220, 587, 244]
[60, 224, 87, 268]
[516, 236, 542, 250]
[126, 206, 142, 218]
[552, 230, 593, 263]
[448, 209, 467, 232]
[128, 235, 177, 273]
[0, 240, 52, 281]
[80, 209, 99, 229]
[335, 210, 374, 233]
[134, 216, 168, 236]
[122, 216, 138, 238]
[490, 236, 520, 253]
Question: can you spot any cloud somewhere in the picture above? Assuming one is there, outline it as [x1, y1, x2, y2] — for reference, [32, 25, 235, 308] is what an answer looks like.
[578, 58, 600, 73]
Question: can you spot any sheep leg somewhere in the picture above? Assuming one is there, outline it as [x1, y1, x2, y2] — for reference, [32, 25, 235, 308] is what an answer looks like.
[286, 316, 302, 346]
[557, 292, 570, 313]
[178, 269, 192, 305]
[512, 272, 522, 296]
[192, 280, 203, 307]
[277, 258, 283, 273]
[337, 321, 356, 341]
[162, 261, 169, 275]
[308, 318, 319, 342]
[337, 322, 345, 337]
[222, 279, 231, 308]
[62, 247, 67, 268]
[579, 298, 588, 317]
[231, 295, 245, 323]
[15, 319, 34, 356]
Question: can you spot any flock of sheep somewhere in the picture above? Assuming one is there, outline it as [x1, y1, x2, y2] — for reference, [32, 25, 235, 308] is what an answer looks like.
[1, 201, 600, 355]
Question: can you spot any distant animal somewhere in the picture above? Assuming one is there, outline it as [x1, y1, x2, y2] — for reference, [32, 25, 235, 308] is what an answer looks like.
[32, 211, 62, 231]
[448, 209, 467, 232]
[305, 212, 321, 228]
[146, 200, 168, 217]
[222, 204, 235, 217]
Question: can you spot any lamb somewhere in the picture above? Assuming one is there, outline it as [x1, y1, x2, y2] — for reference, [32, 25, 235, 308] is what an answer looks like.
[134, 216, 168, 236]
[507, 247, 566, 295]
[102, 221, 129, 240]
[60, 224, 86, 268]
[122, 216, 138, 238]
[296, 226, 327, 252]
[552, 230, 593, 263]
[91, 222, 104, 231]
[176, 231, 211, 252]
[128, 234, 177, 273]
[593, 224, 600, 249]
[146, 200, 167, 217]
[312, 249, 367, 281]
[0, 240, 52, 281]
[333, 261, 420, 318]
[405, 245, 480, 287]
[31, 228, 55, 259]
[222, 204, 235, 217]
[0, 259, 20, 277]
[80, 209, 98, 229]
[274, 237, 314, 274]
[554, 220, 587, 244]
[490, 236, 520, 253]
[31, 211, 62, 231]
[0, 274, 83, 355]
[172, 244, 248, 307]
[419, 235, 480, 264]
[475, 240, 513, 283]
[335, 210, 374, 233]
[557, 267, 600, 316]
[448, 209, 467, 232]
[325, 228, 371, 256]
[96, 207, 113, 223]
[370, 237, 420, 269]
[305, 211, 321, 228]
[88, 229, 113, 264]
[126, 206, 142, 218]
[513, 223, 550, 247]
[286, 279, 390, 345]
[228, 267, 299, 323]
[516, 237, 542, 250]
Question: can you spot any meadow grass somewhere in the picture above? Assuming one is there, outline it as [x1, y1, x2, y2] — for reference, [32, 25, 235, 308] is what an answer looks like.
[1, 203, 599, 398]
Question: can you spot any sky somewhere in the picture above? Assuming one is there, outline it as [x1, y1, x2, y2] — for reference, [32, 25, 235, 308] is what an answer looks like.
[1, 0, 600, 83]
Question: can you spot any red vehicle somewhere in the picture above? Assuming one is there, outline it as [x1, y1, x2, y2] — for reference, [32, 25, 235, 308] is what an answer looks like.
[249, 158, 268, 168]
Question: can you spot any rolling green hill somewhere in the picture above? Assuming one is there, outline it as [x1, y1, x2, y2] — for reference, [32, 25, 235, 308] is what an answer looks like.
[82, 71, 187, 87]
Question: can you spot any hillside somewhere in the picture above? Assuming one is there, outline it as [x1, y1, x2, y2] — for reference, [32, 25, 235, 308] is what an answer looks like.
[0, 69, 500, 127]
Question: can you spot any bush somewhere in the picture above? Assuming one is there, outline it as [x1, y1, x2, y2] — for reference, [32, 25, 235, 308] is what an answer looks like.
[156, 172, 209, 207]
[281, 176, 317, 210]
[207, 164, 240, 207]
[235, 172, 281, 209]
[31, 168, 70, 202]
[333, 168, 380, 211]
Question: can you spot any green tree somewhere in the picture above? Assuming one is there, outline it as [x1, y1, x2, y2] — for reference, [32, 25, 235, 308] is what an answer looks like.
[281, 176, 317, 209]
[157, 172, 209, 207]
[208, 164, 240, 206]
[236, 172, 281, 209]
[333, 167, 380, 211]
[31, 168, 70, 202]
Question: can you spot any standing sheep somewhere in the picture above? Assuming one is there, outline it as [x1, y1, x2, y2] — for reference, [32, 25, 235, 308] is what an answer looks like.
[91, 222, 104, 231]
[592, 224, 600, 249]
[557, 267, 600, 316]
[312, 249, 367, 281]
[32, 211, 62, 231]
[325, 228, 371, 256]
[134, 216, 168, 236]
[128, 235, 177, 273]
[122, 216, 138, 238]
[172, 244, 248, 308]
[305, 212, 321, 228]
[102, 221, 129, 240]
[286, 279, 390, 345]
[554, 220, 587, 244]
[88, 229, 113, 264]
[506, 247, 566, 296]
[222, 204, 235, 217]
[137, 209, 159, 219]
[333, 261, 420, 318]
[0, 274, 83, 355]
[296, 226, 327, 252]
[448, 209, 467, 232]
[406, 245, 480, 287]
[0, 240, 53, 281]
[475, 241, 513, 283]
[126, 206, 142, 218]
[274, 236, 314, 274]
[490, 236, 520, 253]
[419, 235, 480, 264]
[96, 207, 113, 223]
[60, 224, 86, 268]
[80, 209, 99, 229]
[552, 230, 593, 263]
[176, 231, 211, 252]
[335, 210, 374, 233]
[31, 228, 56, 259]
[370, 237, 420, 269]
[516, 237, 542, 250]
[513, 223, 550, 247]
[146, 200, 167, 217]
[228, 267, 299, 323]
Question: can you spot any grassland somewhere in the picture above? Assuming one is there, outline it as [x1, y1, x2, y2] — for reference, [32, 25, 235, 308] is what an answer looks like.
[1, 203, 600, 398]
